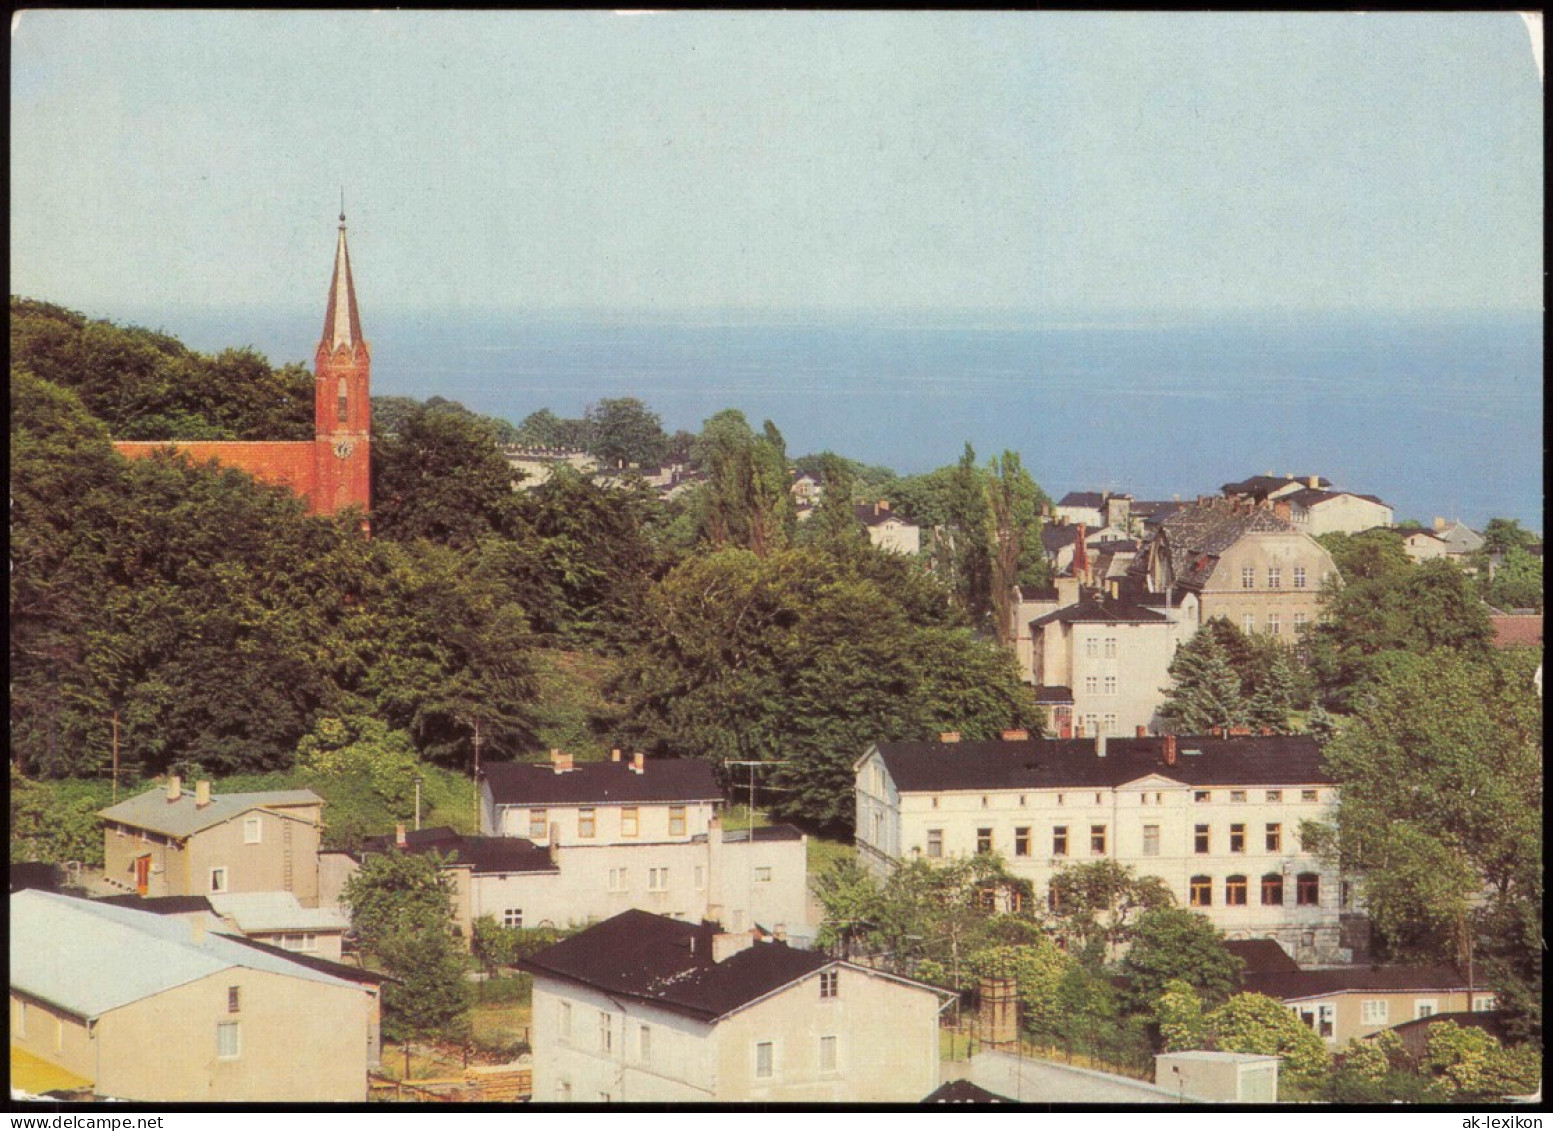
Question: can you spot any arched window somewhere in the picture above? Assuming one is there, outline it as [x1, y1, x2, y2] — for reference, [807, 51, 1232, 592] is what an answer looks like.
[1225, 875, 1248, 906]
[1189, 875, 1212, 907]
[1261, 873, 1284, 906]
[337, 376, 349, 424]
[1296, 873, 1320, 906]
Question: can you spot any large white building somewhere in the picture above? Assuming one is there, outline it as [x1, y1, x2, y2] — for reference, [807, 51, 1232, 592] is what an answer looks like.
[522, 910, 947, 1103]
[854, 733, 1349, 964]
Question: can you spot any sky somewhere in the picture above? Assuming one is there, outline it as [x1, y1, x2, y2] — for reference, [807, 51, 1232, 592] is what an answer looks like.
[10, 10, 1544, 319]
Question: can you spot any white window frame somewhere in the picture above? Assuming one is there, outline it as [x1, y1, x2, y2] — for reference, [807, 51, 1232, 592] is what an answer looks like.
[820, 969, 839, 999]
[598, 1010, 613, 1053]
[529, 808, 547, 839]
[578, 808, 597, 839]
[1414, 999, 1438, 1020]
[669, 806, 687, 836]
[1242, 566, 1255, 589]
[819, 1034, 839, 1074]
[1103, 636, 1117, 658]
[243, 815, 262, 844]
[217, 1020, 241, 1060]
[1085, 638, 1098, 658]
[754, 866, 772, 882]
[1268, 567, 1281, 589]
[502, 908, 523, 929]
[1472, 994, 1497, 1012]
[1242, 613, 1255, 634]
[1103, 675, 1117, 696]
[755, 1040, 775, 1080]
[209, 866, 228, 894]
[648, 867, 668, 892]
[1360, 999, 1389, 1025]
[1294, 565, 1307, 589]
[558, 1001, 572, 1043]
[1267, 613, 1280, 635]
[608, 867, 628, 892]
[926, 829, 943, 858]
[638, 1023, 652, 1064]
[1084, 675, 1098, 695]
[694, 864, 706, 890]
[621, 807, 639, 838]
[1142, 824, 1160, 857]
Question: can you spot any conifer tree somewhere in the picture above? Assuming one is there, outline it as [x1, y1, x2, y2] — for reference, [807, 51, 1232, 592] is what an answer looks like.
[1245, 645, 1298, 733]
[1159, 628, 1247, 734]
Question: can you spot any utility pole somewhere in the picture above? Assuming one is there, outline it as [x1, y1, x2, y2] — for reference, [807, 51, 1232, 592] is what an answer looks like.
[111, 710, 120, 804]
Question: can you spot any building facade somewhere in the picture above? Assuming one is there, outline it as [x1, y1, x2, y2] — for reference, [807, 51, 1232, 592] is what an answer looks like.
[113, 213, 371, 519]
[855, 733, 1348, 963]
[523, 910, 945, 1103]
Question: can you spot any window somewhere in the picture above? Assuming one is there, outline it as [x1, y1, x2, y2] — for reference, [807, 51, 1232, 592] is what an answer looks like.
[1230, 789, 1247, 803]
[694, 865, 706, 890]
[1242, 566, 1256, 589]
[558, 1001, 572, 1042]
[819, 1035, 838, 1073]
[649, 867, 668, 892]
[1473, 994, 1497, 1012]
[1297, 872, 1320, 906]
[1014, 827, 1031, 857]
[621, 807, 639, 837]
[926, 829, 943, 858]
[1267, 613, 1280, 636]
[1414, 1000, 1438, 1020]
[977, 828, 993, 855]
[1301, 789, 1319, 803]
[578, 808, 596, 838]
[502, 908, 523, 929]
[755, 1041, 774, 1079]
[209, 867, 228, 894]
[1194, 790, 1211, 804]
[1052, 827, 1069, 857]
[1266, 789, 1282, 803]
[224, 985, 240, 1013]
[1294, 565, 1307, 589]
[820, 969, 839, 999]
[1195, 825, 1210, 854]
[1243, 613, 1255, 634]
[243, 816, 262, 844]
[1261, 873, 1284, 905]
[669, 806, 687, 836]
[1085, 638, 1099, 658]
[280, 932, 318, 952]
[931, 796, 940, 809]
[1103, 676, 1116, 695]
[1266, 823, 1282, 852]
[1361, 1000, 1389, 1025]
[217, 1021, 241, 1060]
[1103, 714, 1117, 735]
[638, 1023, 652, 1063]
[1293, 612, 1307, 632]
[336, 377, 348, 424]
[1057, 793, 1064, 806]
[1084, 676, 1099, 695]
[598, 1011, 613, 1053]
[608, 867, 627, 892]
[1229, 824, 1246, 853]
[1083, 715, 1099, 737]
[755, 866, 772, 882]
[1225, 875, 1248, 905]
[1142, 824, 1160, 856]
[529, 808, 547, 839]
[1094, 792, 1102, 805]
[1104, 636, 1117, 658]
[1316, 1004, 1335, 1038]
[1090, 824, 1107, 856]
[1189, 876, 1212, 907]
[981, 795, 990, 809]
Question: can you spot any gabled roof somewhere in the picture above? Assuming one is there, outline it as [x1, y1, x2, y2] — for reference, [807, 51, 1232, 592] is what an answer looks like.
[207, 891, 349, 932]
[98, 787, 323, 839]
[1030, 595, 1169, 628]
[1222, 475, 1330, 498]
[10, 890, 370, 1021]
[1225, 938, 1300, 976]
[483, 758, 723, 808]
[854, 503, 914, 528]
[924, 1079, 1013, 1103]
[872, 734, 1331, 793]
[358, 826, 558, 875]
[1057, 491, 1105, 509]
[1243, 963, 1470, 1002]
[1283, 488, 1388, 509]
[1015, 584, 1059, 602]
[1156, 503, 1301, 590]
[519, 909, 839, 1022]
[10, 862, 60, 893]
[94, 894, 215, 916]
[1042, 525, 1081, 553]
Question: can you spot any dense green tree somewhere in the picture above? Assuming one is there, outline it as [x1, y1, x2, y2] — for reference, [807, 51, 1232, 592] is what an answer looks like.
[986, 451, 1050, 646]
[1420, 1021, 1542, 1101]
[1317, 528, 1412, 582]
[513, 407, 592, 450]
[1245, 644, 1300, 733]
[945, 444, 994, 626]
[1206, 992, 1332, 1091]
[371, 405, 517, 547]
[966, 939, 1077, 1041]
[1479, 517, 1537, 556]
[1483, 545, 1543, 613]
[1044, 860, 1174, 964]
[1118, 908, 1242, 1014]
[9, 767, 110, 867]
[1307, 648, 1541, 1041]
[800, 452, 869, 552]
[585, 396, 668, 468]
[612, 547, 1040, 829]
[691, 410, 794, 555]
[1158, 626, 1247, 734]
[1306, 558, 1493, 708]
[1154, 979, 1210, 1051]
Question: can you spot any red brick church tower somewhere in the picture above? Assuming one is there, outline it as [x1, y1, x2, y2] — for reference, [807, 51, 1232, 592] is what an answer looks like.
[115, 212, 373, 520]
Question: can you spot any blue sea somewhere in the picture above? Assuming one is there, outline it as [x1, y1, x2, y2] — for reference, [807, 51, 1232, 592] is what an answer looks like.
[115, 306, 1543, 530]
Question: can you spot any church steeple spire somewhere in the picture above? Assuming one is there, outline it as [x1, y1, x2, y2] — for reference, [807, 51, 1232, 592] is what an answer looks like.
[321, 210, 364, 353]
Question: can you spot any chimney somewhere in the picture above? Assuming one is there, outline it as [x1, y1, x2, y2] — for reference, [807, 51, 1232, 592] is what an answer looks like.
[195, 780, 211, 809]
[631, 751, 645, 774]
[396, 823, 407, 848]
[712, 930, 758, 963]
[939, 731, 961, 744]
[1433, 516, 1447, 532]
[1136, 725, 1147, 738]
[1164, 734, 1178, 766]
[1307, 475, 1320, 489]
[1210, 726, 1222, 738]
[1072, 524, 1089, 585]
[878, 499, 890, 512]
[611, 747, 622, 763]
[1096, 733, 1107, 758]
[167, 775, 182, 803]
[1107, 578, 1120, 600]
[551, 748, 574, 774]
[1001, 729, 1029, 742]
[774, 923, 787, 944]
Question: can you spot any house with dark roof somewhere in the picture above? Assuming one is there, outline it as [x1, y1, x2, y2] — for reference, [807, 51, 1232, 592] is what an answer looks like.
[98, 777, 326, 905]
[856, 732, 1350, 963]
[1221, 474, 1331, 503]
[1130, 498, 1339, 637]
[854, 500, 920, 554]
[521, 909, 948, 1102]
[1401, 527, 1451, 563]
[443, 749, 813, 938]
[1235, 949, 1491, 1047]
[1280, 488, 1394, 536]
[10, 890, 384, 1102]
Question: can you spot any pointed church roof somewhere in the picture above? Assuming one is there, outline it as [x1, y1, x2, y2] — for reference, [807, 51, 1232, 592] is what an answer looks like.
[320, 213, 364, 352]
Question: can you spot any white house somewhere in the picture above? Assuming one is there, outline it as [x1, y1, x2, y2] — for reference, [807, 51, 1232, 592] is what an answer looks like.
[1280, 489, 1394, 537]
[522, 910, 948, 1103]
[854, 732, 1349, 964]
[854, 501, 920, 555]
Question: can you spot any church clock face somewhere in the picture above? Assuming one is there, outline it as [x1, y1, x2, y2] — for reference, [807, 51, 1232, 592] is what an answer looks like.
[333, 438, 355, 460]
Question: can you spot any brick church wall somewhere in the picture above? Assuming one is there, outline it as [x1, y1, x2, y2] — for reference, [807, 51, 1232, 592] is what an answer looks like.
[114, 440, 322, 511]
